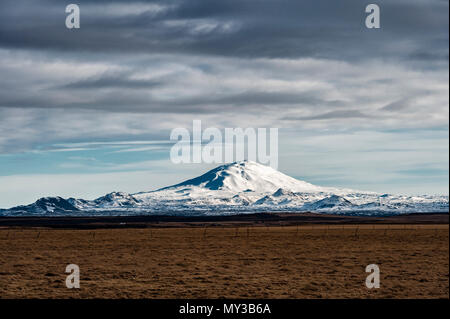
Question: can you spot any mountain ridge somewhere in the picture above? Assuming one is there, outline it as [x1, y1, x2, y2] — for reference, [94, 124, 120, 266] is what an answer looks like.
[1, 161, 448, 216]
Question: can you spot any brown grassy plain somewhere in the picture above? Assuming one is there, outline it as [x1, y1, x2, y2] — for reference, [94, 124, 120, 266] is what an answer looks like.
[0, 222, 448, 299]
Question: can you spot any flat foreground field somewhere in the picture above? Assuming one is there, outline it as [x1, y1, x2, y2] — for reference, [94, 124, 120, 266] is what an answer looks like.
[0, 221, 448, 298]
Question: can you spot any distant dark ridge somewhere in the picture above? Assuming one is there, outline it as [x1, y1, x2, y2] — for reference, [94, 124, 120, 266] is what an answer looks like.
[0, 212, 447, 229]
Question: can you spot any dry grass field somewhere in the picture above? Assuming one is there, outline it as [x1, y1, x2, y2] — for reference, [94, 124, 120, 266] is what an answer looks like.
[0, 223, 448, 299]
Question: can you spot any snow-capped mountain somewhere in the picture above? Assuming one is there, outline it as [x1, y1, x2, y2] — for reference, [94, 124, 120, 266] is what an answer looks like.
[1, 161, 448, 216]
[2, 197, 81, 215]
[159, 161, 328, 193]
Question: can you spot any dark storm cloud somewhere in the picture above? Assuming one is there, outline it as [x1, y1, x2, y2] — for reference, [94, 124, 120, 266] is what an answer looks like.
[0, 0, 448, 154]
[0, 74, 345, 113]
[156, 91, 345, 108]
[61, 74, 163, 90]
[0, 0, 447, 62]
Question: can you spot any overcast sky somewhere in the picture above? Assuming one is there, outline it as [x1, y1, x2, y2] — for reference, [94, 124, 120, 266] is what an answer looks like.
[0, 0, 448, 207]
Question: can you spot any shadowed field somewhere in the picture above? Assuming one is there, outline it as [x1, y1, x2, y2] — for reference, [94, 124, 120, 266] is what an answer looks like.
[0, 223, 448, 299]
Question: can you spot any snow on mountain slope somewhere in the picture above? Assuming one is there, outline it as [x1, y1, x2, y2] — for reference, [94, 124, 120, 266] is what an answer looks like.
[302, 195, 353, 210]
[4, 197, 81, 216]
[158, 161, 327, 193]
[133, 161, 356, 207]
[0, 161, 448, 216]
[68, 192, 141, 209]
